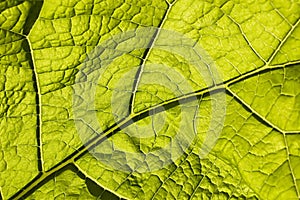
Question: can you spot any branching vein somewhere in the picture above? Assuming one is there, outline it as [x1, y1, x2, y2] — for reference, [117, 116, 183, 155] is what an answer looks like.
[128, 1, 174, 114]
[12, 59, 299, 199]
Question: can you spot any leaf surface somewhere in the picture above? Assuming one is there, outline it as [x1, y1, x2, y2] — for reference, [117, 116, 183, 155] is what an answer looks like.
[0, 0, 300, 199]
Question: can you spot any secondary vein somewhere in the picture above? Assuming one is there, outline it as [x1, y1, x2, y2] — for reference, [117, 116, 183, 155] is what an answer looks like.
[267, 17, 300, 64]
[128, 1, 174, 114]
[26, 36, 44, 173]
[24, 0, 45, 173]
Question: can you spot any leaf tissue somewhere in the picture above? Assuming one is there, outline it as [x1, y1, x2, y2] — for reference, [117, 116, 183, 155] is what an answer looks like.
[0, 0, 299, 199]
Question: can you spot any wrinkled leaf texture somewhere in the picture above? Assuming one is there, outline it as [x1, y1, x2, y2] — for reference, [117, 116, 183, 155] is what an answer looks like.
[0, 0, 300, 199]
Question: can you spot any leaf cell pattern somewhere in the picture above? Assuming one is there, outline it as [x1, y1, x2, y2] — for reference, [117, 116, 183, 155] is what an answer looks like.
[0, 0, 300, 199]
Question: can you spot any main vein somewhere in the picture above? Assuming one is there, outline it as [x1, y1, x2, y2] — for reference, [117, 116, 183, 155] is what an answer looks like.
[12, 59, 300, 199]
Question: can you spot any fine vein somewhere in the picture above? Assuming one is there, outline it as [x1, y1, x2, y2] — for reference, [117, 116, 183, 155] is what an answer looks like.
[283, 133, 300, 198]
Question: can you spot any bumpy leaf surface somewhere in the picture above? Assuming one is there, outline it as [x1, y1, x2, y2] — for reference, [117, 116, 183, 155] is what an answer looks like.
[0, 0, 299, 199]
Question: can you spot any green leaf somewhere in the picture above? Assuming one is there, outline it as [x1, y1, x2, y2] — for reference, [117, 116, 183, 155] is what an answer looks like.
[0, 0, 299, 199]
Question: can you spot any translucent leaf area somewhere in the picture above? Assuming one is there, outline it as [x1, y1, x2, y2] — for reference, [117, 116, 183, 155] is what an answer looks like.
[0, 0, 299, 199]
